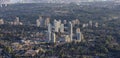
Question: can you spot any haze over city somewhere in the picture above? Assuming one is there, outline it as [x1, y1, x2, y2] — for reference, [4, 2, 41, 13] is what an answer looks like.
[0, 0, 120, 4]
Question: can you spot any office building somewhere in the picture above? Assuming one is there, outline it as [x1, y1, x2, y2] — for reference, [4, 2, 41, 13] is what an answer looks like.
[0, 19, 4, 25]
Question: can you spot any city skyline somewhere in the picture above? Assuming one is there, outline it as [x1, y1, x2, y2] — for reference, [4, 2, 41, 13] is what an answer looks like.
[0, 2, 119, 58]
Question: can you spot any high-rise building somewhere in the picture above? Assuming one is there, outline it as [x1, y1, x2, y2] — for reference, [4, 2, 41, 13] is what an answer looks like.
[0, 19, 4, 25]
[14, 17, 23, 25]
[16, 17, 19, 22]
[71, 19, 80, 26]
[76, 28, 82, 42]
[82, 24, 86, 28]
[69, 22, 73, 42]
[45, 18, 50, 27]
[60, 24, 64, 33]
[75, 19, 80, 25]
[63, 20, 67, 24]
[89, 20, 93, 27]
[54, 19, 61, 32]
[72, 20, 76, 26]
[95, 22, 99, 27]
[82, 23, 89, 28]
[48, 23, 52, 42]
[54, 19, 59, 32]
[39, 16, 44, 27]
[36, 19, 40, 27]
[51, 32, 56, 43]
[36, 16, 44, 27]
[65, 35, 71, 43]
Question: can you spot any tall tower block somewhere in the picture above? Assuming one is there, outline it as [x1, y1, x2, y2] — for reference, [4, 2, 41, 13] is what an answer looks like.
[48, 23, 52, 42]
[52, 32, 56, 43]
[69, 22, 73, 42]
[76, 28, 82, 42]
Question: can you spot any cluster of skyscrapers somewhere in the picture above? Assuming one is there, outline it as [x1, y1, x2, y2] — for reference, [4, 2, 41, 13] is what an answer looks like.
[36, 16, 50, 28]
[35, 16, 84, 43]
[0, 16, 101, 43]
[82, 20, 99, 28]
[46, 18, 84, 43]
[0, 16, 85, 43]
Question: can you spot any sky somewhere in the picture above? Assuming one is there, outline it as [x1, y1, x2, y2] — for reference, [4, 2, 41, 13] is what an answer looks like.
[10, 0, 19, 3]
[0, 0, 118, 4]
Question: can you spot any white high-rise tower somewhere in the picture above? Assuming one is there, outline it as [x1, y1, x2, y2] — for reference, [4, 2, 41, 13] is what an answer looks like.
[16, 17, 20, 23]
[54, 19, 61, 32]
[69, 22, 73, 42]
[36, 19, 40, 27]
[0, 19, 4, 25]
[60, 24, 64, 33]
[36, 16, 44, 27]
[52, 32, 56, 43]
[48, 23, 52, 42]
[95, 22, 99, 27]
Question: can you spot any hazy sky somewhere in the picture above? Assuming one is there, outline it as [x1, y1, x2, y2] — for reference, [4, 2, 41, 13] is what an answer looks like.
[10, 0, 17, 2]
[10, 0, 112, 3]
[0, 0, 117, 4]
